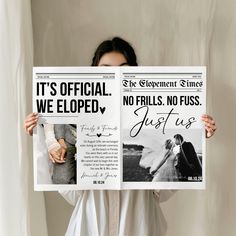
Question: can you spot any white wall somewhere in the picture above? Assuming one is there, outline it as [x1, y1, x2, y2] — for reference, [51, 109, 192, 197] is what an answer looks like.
[31, 0, 236, 235]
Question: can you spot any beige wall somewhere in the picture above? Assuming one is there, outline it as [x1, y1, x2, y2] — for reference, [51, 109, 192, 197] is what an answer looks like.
[31, 0, 236, 235]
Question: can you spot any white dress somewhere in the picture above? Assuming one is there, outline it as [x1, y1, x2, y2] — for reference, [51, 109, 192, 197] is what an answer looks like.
[35, 124, 54, 184]
[152, 152, 179, 182]
[44, 127, 176, 235]
[59, 190, 176, 236]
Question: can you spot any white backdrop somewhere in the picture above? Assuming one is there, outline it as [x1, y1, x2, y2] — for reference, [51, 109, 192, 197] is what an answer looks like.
[30, 0, 236, 235]
[0, 0, 47, 235]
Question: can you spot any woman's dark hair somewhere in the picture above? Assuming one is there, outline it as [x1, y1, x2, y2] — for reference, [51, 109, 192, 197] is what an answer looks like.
[91, 37, 138, 66]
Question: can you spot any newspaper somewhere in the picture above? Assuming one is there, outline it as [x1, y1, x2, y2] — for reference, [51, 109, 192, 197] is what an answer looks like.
[33, 66, 206, 190]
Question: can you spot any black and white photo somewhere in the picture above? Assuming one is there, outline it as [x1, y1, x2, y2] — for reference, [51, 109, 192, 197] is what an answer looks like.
[123, 129, 202, 183]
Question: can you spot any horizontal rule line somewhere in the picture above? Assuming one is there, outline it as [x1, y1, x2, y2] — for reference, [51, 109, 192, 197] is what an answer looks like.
[39, 115, 78, 117]
[123, 73, 202, 75]
[36, 77, 115, 82]
[123, 90, 202, 92]
[127, 88, 202, 90]
[36, 73, 115, 75]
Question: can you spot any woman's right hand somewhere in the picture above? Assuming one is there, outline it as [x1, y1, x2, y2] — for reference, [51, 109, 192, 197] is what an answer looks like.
[24, 112, 39, 136]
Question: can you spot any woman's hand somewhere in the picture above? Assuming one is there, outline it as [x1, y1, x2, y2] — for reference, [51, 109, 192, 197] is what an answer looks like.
[202, 114, 217, 138]
[49, 147, 65, 164]
[24, 112, 38, 136]
[48, 139, 67, 164]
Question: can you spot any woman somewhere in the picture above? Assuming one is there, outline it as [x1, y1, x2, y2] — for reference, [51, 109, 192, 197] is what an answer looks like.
[151, 139, 178, 182]
[24, 37, 217, 236]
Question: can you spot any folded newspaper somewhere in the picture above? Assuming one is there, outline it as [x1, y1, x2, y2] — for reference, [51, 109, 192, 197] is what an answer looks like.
[33, 66, 206, 191]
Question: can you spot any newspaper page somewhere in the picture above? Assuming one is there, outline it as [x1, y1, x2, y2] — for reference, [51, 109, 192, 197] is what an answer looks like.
[33, 67, 121, 190]
[121, 67, 206, 189]
[33, 66, 206, 191]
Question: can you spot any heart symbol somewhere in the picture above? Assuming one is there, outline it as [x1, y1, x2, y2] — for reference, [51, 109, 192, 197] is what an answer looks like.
[100, 107, 106, 114]
[97, 133, 102, 137]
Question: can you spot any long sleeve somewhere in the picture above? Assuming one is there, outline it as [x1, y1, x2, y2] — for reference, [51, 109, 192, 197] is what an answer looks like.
[44, 124, 61, 151]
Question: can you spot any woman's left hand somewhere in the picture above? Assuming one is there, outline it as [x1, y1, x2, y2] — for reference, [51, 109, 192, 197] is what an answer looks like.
[202, 114, 217, 138]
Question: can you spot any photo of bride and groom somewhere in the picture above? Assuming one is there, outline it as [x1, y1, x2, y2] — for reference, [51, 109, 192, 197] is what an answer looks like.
[150, 134, 202, 182]
[123, 130, 203, 182]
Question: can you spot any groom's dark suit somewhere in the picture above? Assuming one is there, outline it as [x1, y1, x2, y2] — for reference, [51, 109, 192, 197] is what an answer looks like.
[176, 141, 202, 181]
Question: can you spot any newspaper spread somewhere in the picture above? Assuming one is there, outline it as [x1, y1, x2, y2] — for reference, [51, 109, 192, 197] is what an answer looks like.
[33, 66, 206, 190]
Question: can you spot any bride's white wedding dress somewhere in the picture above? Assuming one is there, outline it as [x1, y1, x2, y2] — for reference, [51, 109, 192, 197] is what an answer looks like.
[152, 150, 178, 182]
